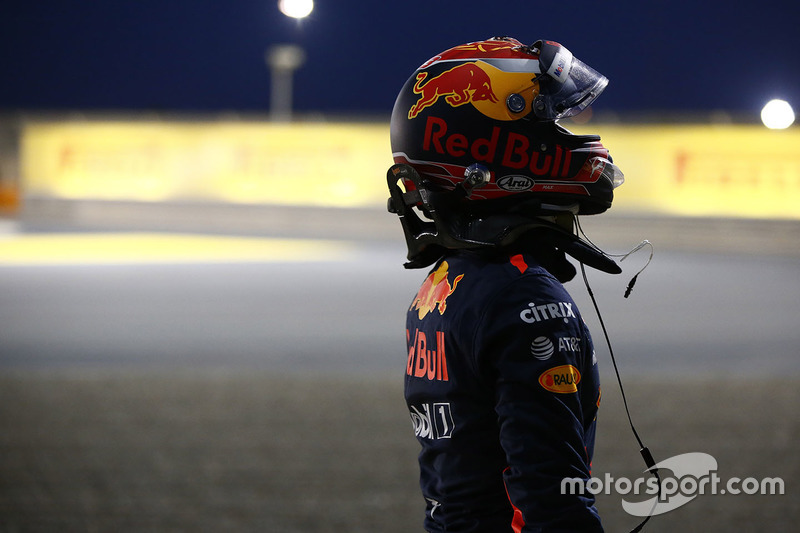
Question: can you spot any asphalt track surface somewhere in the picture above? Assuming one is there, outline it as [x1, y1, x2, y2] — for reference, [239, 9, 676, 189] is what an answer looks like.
[1, 216, 798, 532]
[1, 227, 798, 377]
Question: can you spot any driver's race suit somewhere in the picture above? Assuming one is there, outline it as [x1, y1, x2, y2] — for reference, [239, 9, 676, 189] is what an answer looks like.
[404, 249, 603, 532]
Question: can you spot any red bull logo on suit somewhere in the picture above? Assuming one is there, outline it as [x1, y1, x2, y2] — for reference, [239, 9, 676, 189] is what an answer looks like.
[407, 262, 464, 383]
[407, 329, 449, 382]
[410, 261, 464, 319]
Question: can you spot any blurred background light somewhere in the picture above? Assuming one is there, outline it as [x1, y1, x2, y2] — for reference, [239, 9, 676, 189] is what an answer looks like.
[760, 99, 795, 129]
[278, 0, 314, 19]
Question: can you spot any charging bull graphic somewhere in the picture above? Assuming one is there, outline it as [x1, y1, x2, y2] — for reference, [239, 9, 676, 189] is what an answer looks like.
[408, 62, 499, 119]
[411, 261, 464, 319]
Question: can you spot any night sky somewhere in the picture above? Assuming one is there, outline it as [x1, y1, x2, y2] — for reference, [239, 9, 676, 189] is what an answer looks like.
[1, 0, 798, 118]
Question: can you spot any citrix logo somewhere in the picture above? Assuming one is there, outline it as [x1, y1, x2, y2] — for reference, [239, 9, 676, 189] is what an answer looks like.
[520, 301, 577, 324]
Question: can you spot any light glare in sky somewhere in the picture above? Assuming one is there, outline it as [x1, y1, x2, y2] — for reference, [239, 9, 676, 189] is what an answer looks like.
[760, 99, 795, 129]
[279, 0, 314, 19]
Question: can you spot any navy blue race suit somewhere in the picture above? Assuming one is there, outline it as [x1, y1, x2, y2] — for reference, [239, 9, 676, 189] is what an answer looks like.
[405, 248, 603, 532]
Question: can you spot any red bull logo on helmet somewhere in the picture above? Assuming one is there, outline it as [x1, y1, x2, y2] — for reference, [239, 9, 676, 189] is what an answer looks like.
[408, 59, 541, 122]
[410, 261, 464, 319]
[408, 62, 499, 119]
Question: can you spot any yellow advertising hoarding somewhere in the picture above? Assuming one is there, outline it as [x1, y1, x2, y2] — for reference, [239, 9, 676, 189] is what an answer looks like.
[20, 120, 800, 218]
[21, 121, 392, 207]
[581, 124, 800, 219]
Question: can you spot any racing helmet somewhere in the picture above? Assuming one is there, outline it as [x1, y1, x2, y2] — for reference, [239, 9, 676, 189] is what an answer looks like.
[387, 36, 624, 270]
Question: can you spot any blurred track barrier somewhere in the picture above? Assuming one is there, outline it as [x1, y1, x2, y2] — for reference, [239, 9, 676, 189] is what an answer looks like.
[21, 120, 390, 207]
[0, 183, 19, 214]
[0, 233, 356, 266]
[576, 124, 800, 219]
[19, 119, 800, 219]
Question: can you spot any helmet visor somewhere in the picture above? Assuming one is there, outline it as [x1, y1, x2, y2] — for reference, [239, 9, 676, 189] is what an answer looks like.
[533, 41, 609, 120]
[591, 156, 625, 189]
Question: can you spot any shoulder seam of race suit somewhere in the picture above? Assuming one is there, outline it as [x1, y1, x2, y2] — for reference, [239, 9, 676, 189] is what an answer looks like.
[468, 254, 557, 375]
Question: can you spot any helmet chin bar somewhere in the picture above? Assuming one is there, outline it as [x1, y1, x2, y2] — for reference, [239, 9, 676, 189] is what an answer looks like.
[386, 163, 622, 274]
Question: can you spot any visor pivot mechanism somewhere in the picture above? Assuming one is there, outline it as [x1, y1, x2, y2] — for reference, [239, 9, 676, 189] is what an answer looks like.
[458, 163, 491, 198]
[506, 93, 527, 114]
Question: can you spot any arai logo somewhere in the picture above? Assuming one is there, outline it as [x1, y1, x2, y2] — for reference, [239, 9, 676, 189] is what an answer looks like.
[497, 175, 534, 191]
